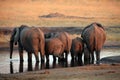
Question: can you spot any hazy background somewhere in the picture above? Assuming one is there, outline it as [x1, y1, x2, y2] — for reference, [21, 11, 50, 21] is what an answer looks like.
[0, 0, 120, 46]
[0, 0, 120, 27]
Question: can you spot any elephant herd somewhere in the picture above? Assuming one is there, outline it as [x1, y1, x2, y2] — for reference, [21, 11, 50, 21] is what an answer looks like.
[10, 22, 106, 65]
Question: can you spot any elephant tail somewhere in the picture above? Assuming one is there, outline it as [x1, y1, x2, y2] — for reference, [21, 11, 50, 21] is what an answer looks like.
[10, 40, 13, 59]
[64, 32, 71, 53]
[92, 25, 96, 51]
[37, 28, 45, 56]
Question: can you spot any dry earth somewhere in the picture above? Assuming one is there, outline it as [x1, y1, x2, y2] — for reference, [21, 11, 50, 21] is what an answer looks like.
[0, 0, 120, 27]
[0, 64, 120, 80]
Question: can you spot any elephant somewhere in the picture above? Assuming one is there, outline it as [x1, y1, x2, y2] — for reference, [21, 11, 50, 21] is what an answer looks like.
[45, 32, 72, 61]
[10, 25, 45, 62]
[45, 38, 64, 62]
[84, 45, 90, 65]
[55, 32, 72, 61]
[81, 22, 106, 64]
[70, 37, 84, 63]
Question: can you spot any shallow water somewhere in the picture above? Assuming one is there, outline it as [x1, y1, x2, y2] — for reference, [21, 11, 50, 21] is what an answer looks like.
[0, 48, 120, 74]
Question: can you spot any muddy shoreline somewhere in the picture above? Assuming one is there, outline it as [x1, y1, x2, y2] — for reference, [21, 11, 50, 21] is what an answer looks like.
[0, 64, 120, 80]
[0, 42, 120, 80]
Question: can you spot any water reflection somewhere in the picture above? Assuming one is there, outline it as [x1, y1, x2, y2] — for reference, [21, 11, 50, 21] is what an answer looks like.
[27, 61, 33, 71]
[46, 60, 69, 69]
[19, 61, 23, 72]
[1, 49, 119, 74]
[70, 59, 83, 67]
[10, 61, 13, 74]
[34, 62, 39, 71]
[10, 59, 85, 74]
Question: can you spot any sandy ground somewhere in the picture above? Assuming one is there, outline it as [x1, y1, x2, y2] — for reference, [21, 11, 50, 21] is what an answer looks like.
[0, 64, 120, 80]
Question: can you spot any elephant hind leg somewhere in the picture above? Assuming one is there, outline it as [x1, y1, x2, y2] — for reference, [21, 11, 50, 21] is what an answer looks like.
[18, 42, 24, 62]
[53, 55, 56, 62]
[65, 51, 69, 61]
[78, 53, 83, 66]
[18, 45, 24, 62]
[28, 52, 32, 62]
[91, 52, 94, 64]
[34, 51, 39, 62]
[40, 52, 45, 63]
[95, 50, 100, 65]
[71, 51, 74, 61]
[39, 48, 45, 63]
[58, 53, 64, 62]
[19, 50, 24, 62]
[46, 54, 49, 62]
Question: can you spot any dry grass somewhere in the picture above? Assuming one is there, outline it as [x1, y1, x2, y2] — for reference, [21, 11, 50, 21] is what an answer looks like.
[0, 0, 120, 44]
[0, 0, 120, 27]
[106, 27, 120, 41]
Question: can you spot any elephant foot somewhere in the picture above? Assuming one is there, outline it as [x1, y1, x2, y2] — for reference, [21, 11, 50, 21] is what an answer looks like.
[58, 58, 61, 62]
[20, 59, 24, 62]
[46, 59, 49, 62]
[53, 58, 56, 62]
[28, 59, 32, 62]
[36, 60, 39, 62]
[58, 58, 64, 62]
[53, 59, 56, 63]
[96, 61, 100, 65]
[41, 59, 45, 63]
[78, 60, 83, 66]
[65, 58, 68, 62]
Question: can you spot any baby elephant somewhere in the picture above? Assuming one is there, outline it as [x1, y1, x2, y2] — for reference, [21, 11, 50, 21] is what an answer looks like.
[71, 37, 84, 62]
[45, 38, 64, 62]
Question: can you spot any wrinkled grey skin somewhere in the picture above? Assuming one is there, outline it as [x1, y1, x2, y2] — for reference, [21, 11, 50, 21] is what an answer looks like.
[81, 23, 106, 64]
[45, 32, 72, 61]
[10, 25, 45, 62]
[71, 37, 84, 62]
[45, 38, 64, 62]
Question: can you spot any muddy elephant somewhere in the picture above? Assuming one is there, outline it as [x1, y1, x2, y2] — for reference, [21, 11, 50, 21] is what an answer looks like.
[81, 22, 106, 64]
[55, 32, 72, 61]
[71, 37, 84, 62]
[45, 32, 72, 61]
[45, 38, 64, 62]
[10, 25, 45, 62]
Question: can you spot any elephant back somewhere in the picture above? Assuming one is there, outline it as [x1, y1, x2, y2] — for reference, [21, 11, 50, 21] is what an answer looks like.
[71, 37, 84, 54]
[45, 38, 64, 56]
[20, 27, 45, 53]
[81, 23, 106, 51]
[56, 32, 72, 53]
[94, 24, 106, 50]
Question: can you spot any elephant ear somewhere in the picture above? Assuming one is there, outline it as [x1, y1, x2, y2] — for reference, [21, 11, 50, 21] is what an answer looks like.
[14, 27, 20, 45]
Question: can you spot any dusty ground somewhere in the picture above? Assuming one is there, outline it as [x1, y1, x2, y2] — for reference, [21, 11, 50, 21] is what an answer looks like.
[0, 64, 120, 80]
[0, 0, 120, 27]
